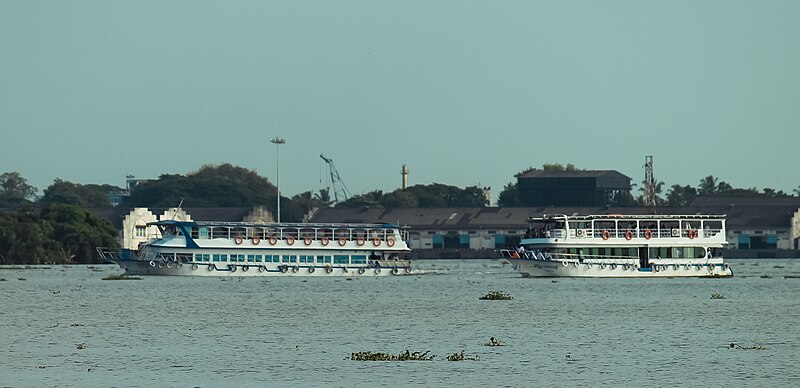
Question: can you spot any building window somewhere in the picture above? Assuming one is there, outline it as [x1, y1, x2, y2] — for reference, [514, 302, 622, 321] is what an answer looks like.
[135, 225, 146, 238]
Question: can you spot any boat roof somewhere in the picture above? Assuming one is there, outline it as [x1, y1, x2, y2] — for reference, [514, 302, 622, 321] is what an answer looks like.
[149, 219, 403, 229]
[531, 214, 727, 222]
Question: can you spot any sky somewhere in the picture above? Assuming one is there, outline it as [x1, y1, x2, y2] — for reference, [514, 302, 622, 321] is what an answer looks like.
[2, 1, 799, 203]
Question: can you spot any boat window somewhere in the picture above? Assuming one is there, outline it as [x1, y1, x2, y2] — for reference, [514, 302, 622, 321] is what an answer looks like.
[265, 255, 279, 263]
[212, 254, 228, 262]
[299, 255, 313, 263]
[194, 253, 210, 262]
[333, 255, 349, 264]
[317, 255, 332, 264]
[230, 254, 245, 262]
[282, 255, 297, 263]
[351, 255, 367, 264]
[247, 254, 261, 263]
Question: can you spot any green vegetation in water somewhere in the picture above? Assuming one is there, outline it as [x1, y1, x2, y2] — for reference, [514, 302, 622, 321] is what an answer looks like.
[87, 266, 103, 272]
[729, 343, 767, 350]
[0, 278, 5, 281]
[484, 337, 506, 347]
[102, 274, 142, 280]
[784, 275, 800, 279]
[17, 277, 26, 281]
[773, 265, 784, 269]
[346, 350, 435, 361]
[480, 291, 513, 300]
[710, 293, 726, 299]
[760, 274, 772, 279]
[447, 350, 480, 361]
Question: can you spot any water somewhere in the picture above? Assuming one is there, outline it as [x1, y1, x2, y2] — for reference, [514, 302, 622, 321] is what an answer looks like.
[2, 259, 799, 387]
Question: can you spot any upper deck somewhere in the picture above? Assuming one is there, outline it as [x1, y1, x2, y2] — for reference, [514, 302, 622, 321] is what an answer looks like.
[521, 214, 728, 246]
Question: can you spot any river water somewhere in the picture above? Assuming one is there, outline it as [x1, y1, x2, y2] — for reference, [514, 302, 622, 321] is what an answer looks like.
[1, 259, 799, 387]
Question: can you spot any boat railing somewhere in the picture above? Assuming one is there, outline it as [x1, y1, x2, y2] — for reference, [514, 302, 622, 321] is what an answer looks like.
[565, 228, 724, 240]
[519, 250, 637, 264]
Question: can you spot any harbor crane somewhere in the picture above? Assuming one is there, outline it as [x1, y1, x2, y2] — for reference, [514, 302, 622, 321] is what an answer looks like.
[320, 154, 352, 205]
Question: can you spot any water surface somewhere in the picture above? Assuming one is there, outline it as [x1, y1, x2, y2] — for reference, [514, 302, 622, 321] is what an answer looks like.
[1, 259, 798, 387]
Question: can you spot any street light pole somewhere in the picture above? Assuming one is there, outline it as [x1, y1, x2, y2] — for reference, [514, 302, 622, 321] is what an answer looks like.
[270, 137, 285, 222]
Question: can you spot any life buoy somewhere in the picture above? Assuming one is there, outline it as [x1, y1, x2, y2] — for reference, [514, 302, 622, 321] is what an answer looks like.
[358, 267, 366, 274]
[356, 238, 365, 246]
[375, 267, 382, 274]
[149, 261, 156, 267]
[192, 263, 198, 270]
[392, 268, 400, 275]
[321, 237, 330, 246]
[372, 238, 381, 246]
[688, 229, 698, 239]
[252, 237, 261, 245]
[292, 266, 299, 273]
[208, 264, 215, 271]
[304, 237, 312, 245]
[644, 230, 653, 240]
[235, 236, 244, 245]
[573, 262, 580, 268]
[259, 266, 266, 272]
[269, 236, 278, 245]
[308, 267, 315, 273]
[158, 262, 164, 268]
[562, 261, 569, 267]
[280, 265, 288, 273]
[611, 263, 617, 270]
[230, 265, 237, 272]
[338, 238, 347, 246]
[325, 265, 333, 274]
[405, 267, 412, 274]
[286, 236, 296, 245]
[625, 231, 633, 240]
[601, 230, 611, 240]
[242, 265, 249, 272]
[176, 262, 182, 269]
[386, 238, 396, 247]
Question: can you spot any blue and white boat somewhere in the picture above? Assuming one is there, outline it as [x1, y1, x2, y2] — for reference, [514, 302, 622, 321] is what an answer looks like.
[98, 220, 413, 276]
[499, 214, 733, 278]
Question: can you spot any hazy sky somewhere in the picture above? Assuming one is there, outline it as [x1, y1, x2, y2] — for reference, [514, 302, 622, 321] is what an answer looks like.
[2, 1, 799, 202]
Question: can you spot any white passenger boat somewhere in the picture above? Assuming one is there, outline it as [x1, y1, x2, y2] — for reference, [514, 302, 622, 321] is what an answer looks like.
[98, 220, 413, 276]
[499, 214, 733, 278]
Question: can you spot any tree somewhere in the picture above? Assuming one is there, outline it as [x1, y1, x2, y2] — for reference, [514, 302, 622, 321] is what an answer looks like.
[37, 204, 119, 264]
[39, 179, 119, 207]
[638, 179, 665, 206]
[122, 164, 277, 209]
[666, 184, 698, 206]
[0, 172, 38, 207]
[497, 182, 520, 207]
[698, 176, 719, 195]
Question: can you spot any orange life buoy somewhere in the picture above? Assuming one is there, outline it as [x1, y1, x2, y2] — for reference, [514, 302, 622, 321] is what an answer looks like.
[286, 236, 296, 245]
[644, 230, 652, 240]
[321, 237, 330, 246]
[625, 231, 633, 240]
[386, 238, 396, 247]
[338, 237, 347, 246]
[601, 230, 610, 240]
[356, 237, 365, 246]
[252, 237, 260, 245]
[269, 236, 278, 245]
[372, 238, 381, 246]
[688, 229, 697, 239]
[234, 236, 244, 245]
[304, 237, 312, 245]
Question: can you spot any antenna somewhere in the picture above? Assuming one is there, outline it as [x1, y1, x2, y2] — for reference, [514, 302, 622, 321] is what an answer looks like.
[320, 154, 352, 204]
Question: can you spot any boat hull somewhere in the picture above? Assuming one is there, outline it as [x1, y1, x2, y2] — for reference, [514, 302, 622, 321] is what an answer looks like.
[111, 259, 413, 277]
[507, 259, 733, 278]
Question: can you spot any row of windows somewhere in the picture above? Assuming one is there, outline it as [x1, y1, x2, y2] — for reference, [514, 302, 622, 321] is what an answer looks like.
[551, 247, 707, 259]
[191, 253, 368, 264]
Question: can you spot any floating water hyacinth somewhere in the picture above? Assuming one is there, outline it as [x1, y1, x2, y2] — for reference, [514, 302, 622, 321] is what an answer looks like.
[484, 337, 506, 347]
[346, 350, 435, 361]
[447, 350, 480, 361]
[479, 291, 513, 300]
[710, 293, 725, 299]
[102, 274, 142, 280]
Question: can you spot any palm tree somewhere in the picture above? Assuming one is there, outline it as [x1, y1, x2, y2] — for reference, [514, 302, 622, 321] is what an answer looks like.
[794, 186, 800, 197]
[698, 176, 719, 195]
